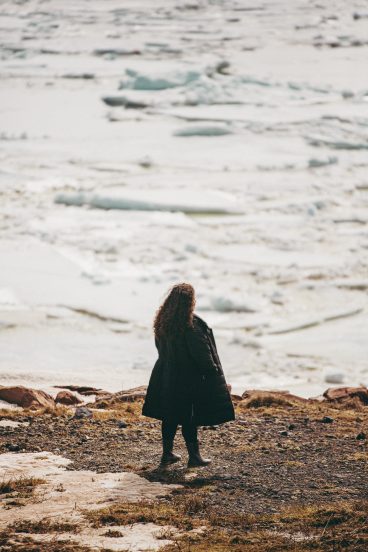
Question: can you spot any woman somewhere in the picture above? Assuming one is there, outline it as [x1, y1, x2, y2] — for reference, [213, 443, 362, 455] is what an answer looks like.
[142, 283, 235, 468]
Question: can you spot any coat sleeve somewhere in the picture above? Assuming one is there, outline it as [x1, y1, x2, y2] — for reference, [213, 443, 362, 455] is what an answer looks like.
[185, 325, 217, 376]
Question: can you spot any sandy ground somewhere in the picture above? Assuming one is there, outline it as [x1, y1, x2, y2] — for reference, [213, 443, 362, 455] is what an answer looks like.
[0, 0, 368, 395]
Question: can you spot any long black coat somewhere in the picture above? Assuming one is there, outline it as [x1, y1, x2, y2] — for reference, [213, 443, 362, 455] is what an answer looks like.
[142, 314, 235, 426]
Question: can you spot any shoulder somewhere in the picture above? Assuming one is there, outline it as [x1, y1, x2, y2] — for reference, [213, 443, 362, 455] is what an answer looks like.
[193, 313, 208, 329]
[185, 314, 207, 338]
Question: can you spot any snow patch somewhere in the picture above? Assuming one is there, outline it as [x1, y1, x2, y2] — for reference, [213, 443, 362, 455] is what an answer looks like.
[0, 451, 180, 551]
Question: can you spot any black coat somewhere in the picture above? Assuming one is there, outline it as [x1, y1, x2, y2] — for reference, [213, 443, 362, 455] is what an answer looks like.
[142, 314, 235, 426]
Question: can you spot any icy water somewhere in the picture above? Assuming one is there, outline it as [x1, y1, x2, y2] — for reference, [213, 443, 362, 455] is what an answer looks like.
[0, 0, 368, 397]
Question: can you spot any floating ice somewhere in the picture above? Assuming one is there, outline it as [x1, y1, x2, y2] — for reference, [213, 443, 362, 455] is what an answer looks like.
[119, 68, 201, 91]
[308, 156, 338, 168]
[173, 125, 233, 137]
[324, 371, 345, 384]
[200, 295, 260, 313]
[102, 95, 149, 109]
[55, 189, 241, 214]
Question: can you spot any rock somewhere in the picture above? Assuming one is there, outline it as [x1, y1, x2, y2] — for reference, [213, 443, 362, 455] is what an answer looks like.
[55, 391, 82, 406]
[288, 424, 296, 430]
[117, 420, 128, 428]
[280, 430, 288, 437]
[92, 385, 147, 408]
[230, 394, 243, 402]
[5, 443, 20, 452]
[74, 407, 93, 419]
[324, 371, 345, 384]
[356, 432, 366, 440]
[54, 385, 107, 396]
[323, 386, 368, 405]
[321, 416, 334, 424]
[0, 386, 55, 409]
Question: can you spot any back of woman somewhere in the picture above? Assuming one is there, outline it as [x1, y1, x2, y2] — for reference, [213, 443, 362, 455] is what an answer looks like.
[142, 282, 235, 468]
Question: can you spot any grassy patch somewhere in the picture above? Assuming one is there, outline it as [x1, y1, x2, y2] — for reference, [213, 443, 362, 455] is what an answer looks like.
[240, 395, 293, 409]
[10, 519, 79, 534]
[85, 493, 208, 531]
[86, 493, 368, 552]
[0, 476, 45, 497]
[0, 531, 97, 552]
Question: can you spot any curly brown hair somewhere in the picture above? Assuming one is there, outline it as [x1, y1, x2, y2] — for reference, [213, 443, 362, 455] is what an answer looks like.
[153, 283, 195, 340]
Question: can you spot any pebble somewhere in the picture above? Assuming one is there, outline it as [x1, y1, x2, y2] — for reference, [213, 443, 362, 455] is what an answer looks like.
[280, 430, 288, 437]
[117, 420, 128, 428]
[356, 432, 366, 440]
[321, 416, 334, 424]
[5, 443, 20, 451]
[74, 407, 93, 419]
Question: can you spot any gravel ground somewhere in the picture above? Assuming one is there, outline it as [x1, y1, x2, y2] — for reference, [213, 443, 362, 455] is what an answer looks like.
[1, 399, 367, 516]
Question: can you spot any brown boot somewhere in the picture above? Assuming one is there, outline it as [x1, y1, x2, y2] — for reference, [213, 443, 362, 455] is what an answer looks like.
[159, 439, 181, 468]
[186, 440, 212, 468]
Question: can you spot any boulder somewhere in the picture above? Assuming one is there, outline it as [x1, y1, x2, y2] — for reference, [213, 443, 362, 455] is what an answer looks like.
[323, 387, 368, 405]
[111, 385, 148, 402]
[55, 390, 82, 406]
[0, 386, 55, 409]
[91, 385, 147, 409]
[54, 385, 107, 396]
[73, 406, 93, 419]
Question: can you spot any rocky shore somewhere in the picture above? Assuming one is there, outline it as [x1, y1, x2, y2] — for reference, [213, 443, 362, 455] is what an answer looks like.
[0, 384, 367, 551]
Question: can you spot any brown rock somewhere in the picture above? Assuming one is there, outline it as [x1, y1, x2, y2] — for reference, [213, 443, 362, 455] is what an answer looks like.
[55, 390, 82, 406]
[323, 386, 368, 405]
[113, 385, 147, 402]
[91, 385, 147, 409]
[54, 385, 107, 396]
[0, 386, 55, 409]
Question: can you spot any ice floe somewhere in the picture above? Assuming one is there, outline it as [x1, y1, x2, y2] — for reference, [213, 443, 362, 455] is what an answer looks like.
[55, 188, 241, 214]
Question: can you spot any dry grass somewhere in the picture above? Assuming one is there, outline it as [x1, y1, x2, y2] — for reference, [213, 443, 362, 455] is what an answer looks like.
[0, 531, 97, 552]
[240, 395, 293, 409]
[0, 476, 45, 496]
[349, 452, 368, 462]
[159, 498, 368, 551]
[85, 493, 208, 531]
[85, 492, 368, 551]
[0, 408, 22, 418]
[0, 405, 73, 419]
[10, 519, 80, 534]
[90, 400, 146, 423]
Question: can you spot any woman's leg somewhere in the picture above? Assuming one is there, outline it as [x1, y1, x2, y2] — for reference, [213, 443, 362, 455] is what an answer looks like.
[160, 419, 181, 466]
[181, 420, 198, 443]
[161, 419, 178, 441]
[182, 421, 211, 468]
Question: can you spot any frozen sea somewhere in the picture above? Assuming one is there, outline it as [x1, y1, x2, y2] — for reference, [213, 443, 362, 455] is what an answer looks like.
[0, 0, 368, 398]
